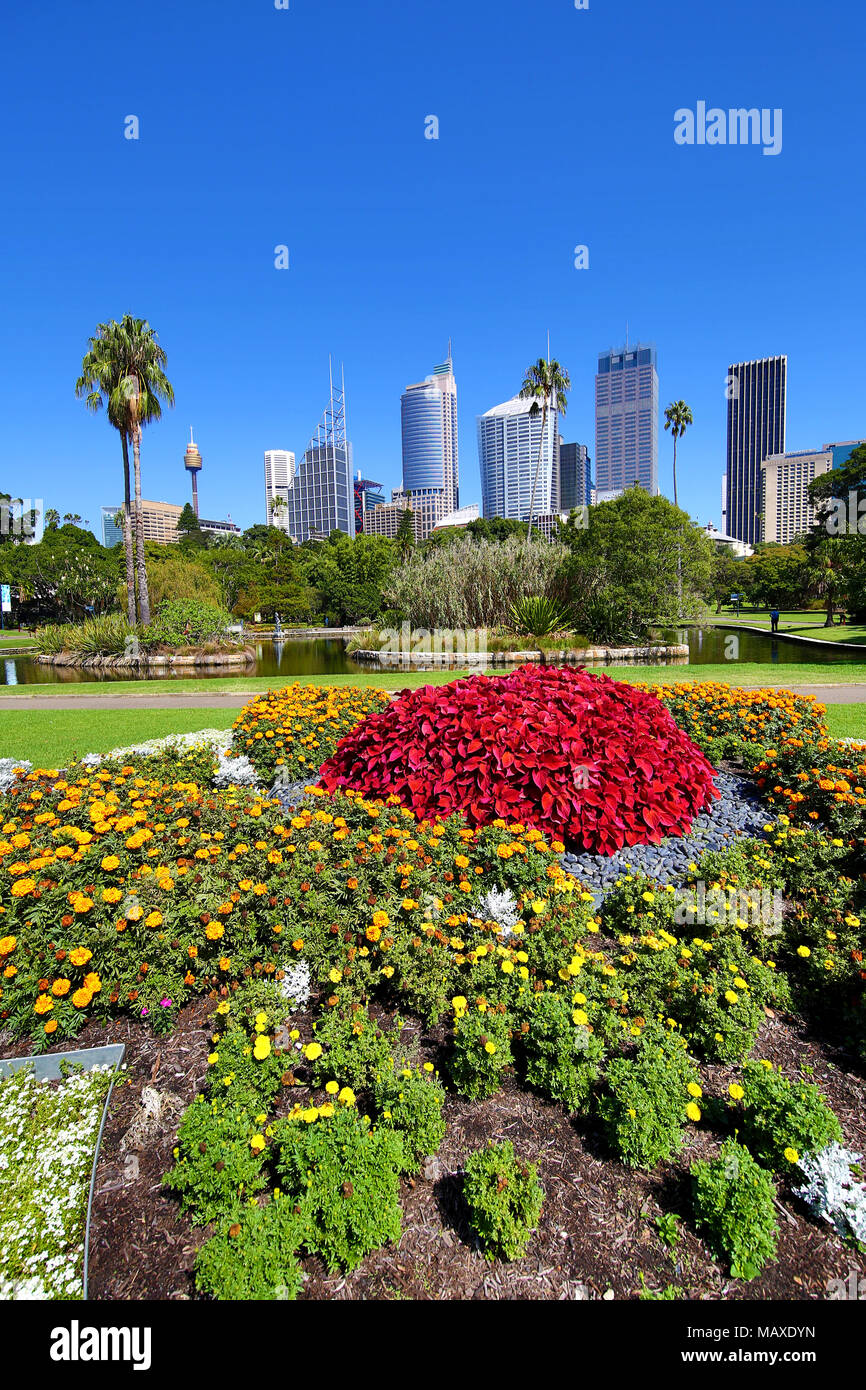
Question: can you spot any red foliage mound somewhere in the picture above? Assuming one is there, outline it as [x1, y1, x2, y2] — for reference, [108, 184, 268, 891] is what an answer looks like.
[319, 665, 719, 854]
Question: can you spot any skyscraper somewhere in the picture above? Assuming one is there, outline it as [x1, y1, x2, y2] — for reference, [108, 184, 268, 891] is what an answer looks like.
[477, 395, 559, 521]
[726, 355, 787, 545]
[595, 343, 658, 501]
[761, 448, 832, 544]
[264, 450, 296, 530]
[400, 352, 458, 539]
[283, 364, 354, 544]
[558, 441, 592, 511]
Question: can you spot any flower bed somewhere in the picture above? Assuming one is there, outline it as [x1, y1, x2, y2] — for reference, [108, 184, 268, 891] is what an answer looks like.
[228, 683, 391, 784]
[0, 1058, 115, 1299]
[1, 671, 865, 1298]
[319, 666, 718, 853]
[634, 680, 828, 759]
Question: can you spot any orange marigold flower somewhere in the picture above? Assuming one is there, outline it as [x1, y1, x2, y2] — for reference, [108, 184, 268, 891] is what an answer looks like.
[51, 978, 71, 997]
[34, 994, 54, 1015]
[71, 988, 92, 1009]
[69, 947, 92, 967]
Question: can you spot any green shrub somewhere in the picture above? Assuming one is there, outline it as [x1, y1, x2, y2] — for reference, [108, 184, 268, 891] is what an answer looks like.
[274, 1105, 404, 1272]
[194, 1199, 306, 1301]
[597, 1023, 702, 1170]
[733, 1060, 843, 1172]
[373, 1062, 447, 1174]
[463, 1140, 544, 1262]
[448, 1006, 513, 1100]
[691, 1139, 779, 1280]
[310, 1004, 397, 1092]
[523, 990, 604, 1113]
[143, 597, 233, 648]
[508, 595, 573, 638]
[163, 1094, 267, 1224]
[205, 1024, 287, 1109]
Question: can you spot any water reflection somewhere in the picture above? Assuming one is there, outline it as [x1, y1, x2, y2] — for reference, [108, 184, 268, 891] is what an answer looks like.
[3, 626, 866, 686]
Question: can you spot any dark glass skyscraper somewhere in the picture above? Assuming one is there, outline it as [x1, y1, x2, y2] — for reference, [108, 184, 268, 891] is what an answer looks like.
[558, 442, 592, 511]
[726, 356, 787, 545]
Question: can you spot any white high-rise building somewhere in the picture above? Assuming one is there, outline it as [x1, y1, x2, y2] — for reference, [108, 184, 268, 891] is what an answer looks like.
[760, 448, 833, 544]
[400, 353, 459, 539]
[477, 395, 559, 521]
[264, 450, 296, 529]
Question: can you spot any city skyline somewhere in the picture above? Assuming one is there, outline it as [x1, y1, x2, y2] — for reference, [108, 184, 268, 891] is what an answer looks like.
[3, 0, 865, 542]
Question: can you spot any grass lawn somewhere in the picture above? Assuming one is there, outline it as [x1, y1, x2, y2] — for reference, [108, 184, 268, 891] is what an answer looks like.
[713, 609, 866, 644]
[0, 634, 38, 648]
[4, 699, 866, 767]
[0, 709, 237, 767]
[4, 662, 866, 702]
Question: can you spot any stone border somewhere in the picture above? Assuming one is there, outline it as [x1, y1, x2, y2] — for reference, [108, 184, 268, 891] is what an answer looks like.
[349, 644, 690, 668]
[36, 648, 256, 670]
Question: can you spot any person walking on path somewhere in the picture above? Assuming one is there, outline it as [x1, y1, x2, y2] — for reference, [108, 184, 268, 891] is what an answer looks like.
[770, 606, 780, 634]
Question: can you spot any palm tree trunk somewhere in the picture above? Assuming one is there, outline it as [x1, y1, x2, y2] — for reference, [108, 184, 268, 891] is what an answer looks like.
[120, 432, 136, 625]
[132, 425, 151, 625]
[672, 434, 678, 509]
[525, 399, 548, 551]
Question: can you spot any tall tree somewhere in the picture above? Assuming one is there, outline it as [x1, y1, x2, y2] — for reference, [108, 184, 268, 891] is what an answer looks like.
[75, 315, 174, 624]
[519, 357, 570, 550]
[663, 400, 694, 617]
[663, 400, 693, 509]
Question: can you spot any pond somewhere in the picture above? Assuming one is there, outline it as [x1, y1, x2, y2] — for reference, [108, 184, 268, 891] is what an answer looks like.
[1, 625, 864, 685]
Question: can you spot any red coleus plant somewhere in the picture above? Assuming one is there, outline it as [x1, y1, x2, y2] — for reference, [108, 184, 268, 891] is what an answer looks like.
[319, 665, 719, 854]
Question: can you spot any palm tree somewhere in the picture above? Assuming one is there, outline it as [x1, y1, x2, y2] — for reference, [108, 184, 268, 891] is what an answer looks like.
[519, 357, 570, 549]
[664, 400, 693, 617]
[663, 400, 693, 509]
[75, 315, 174, 624]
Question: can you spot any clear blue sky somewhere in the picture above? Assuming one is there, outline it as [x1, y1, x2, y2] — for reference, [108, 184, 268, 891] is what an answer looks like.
[1, 0, 864, 537]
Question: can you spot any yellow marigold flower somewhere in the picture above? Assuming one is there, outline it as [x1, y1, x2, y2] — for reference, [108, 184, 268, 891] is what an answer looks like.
[729, 1084, 744, 1100]
[797, 945, 811, 958]
[724, 989, 739, 1004]
[372, 910, 389, 929]
[784, 1147, 800, 1164]
[572, 1008, 588, 1026]
[687, 1083, 702, 1098]
[101, 856, 120, 871]
[484, 1041, 497, 1054]
[253, 1036, 271, 1061]
[304, 1042, 323, 1061]
[250, 1134, 266, 1152]
[208, 1052, 219, 1065]
[145, 911, 163, 928]
[501, 960, 514, 975]
[328, 968, 342, 984]
[685, 1102, 701, 1122]
[325, 1081, 339, 1094]
[641, 891, 655, 903]
[338, 1086, 355, 1106]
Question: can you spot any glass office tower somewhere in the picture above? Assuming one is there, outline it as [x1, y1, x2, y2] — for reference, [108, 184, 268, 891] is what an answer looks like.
[595, 343, 658, 501]
[726, 355, 787, 546]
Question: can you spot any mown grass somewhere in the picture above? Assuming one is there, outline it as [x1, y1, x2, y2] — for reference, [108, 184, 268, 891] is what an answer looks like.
[0, 709, 237, 767]
[3, 700, 866, 769]
[4, 661, 866, 701]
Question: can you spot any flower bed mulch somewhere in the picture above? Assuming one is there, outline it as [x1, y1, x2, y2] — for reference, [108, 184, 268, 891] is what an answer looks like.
[3, 993, 861, 1302]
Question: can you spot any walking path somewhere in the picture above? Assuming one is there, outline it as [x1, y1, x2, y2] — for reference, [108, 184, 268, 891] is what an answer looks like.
[3, 683, 866, 709]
